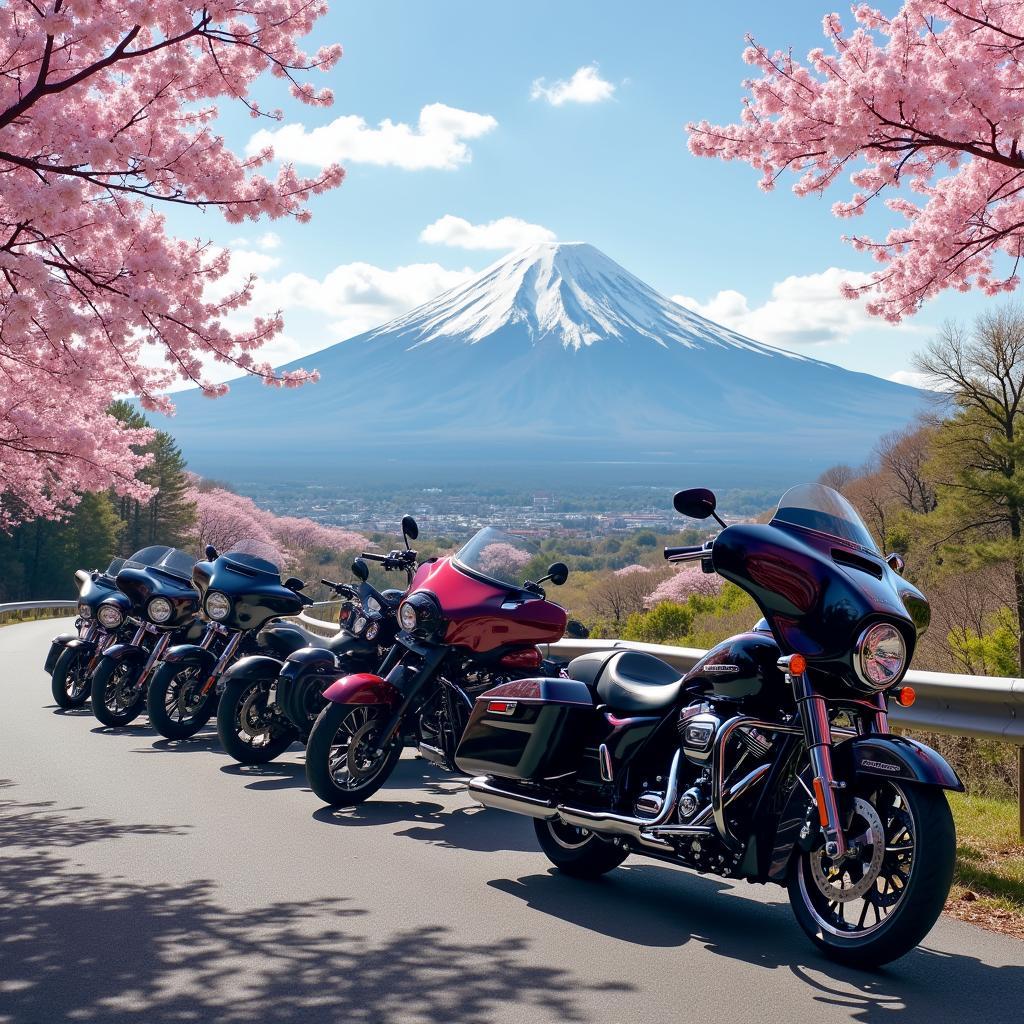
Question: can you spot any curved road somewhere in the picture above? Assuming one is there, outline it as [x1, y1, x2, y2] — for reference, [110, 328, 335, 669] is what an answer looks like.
[2, 618, 1023, 1024]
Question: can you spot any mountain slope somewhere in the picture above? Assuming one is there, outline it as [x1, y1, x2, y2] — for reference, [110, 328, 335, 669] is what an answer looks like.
[163, 242, 929, 488]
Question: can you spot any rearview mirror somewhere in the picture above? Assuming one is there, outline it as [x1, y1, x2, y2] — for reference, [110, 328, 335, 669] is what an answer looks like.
[565, 619, 590, 639]
[401, 514, 419, 543]
[547, 562, 569, 586]
[351, 557, 369, 582]
[204, 544, 218, 560]
[886, 552, 906, 576]
[673, 487, 718, 520]
[284, 577, 305, 591]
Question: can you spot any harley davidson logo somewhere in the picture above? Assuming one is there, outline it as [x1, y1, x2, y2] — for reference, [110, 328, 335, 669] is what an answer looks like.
[703, 664, 741, 675]
[861, 759, 902, 773]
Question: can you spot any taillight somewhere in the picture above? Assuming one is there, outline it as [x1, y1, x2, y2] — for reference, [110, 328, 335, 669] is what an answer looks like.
[487, 700, 517, 716]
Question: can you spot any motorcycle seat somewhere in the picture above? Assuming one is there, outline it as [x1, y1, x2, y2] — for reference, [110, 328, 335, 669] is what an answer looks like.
[567, 649, 684, 714]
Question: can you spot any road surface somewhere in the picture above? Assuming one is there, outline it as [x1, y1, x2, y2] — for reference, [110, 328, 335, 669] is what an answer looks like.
[1, 618, 1022, 1023]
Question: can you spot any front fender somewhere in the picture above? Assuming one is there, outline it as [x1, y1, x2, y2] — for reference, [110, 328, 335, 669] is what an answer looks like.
[161, 643, 218, 674]
[100, 643, 148, 666]
[322, 673, 402, 708]
[837, 733, 964, 792]
[219, 654, 284, 690]
[45, 633, 88, 673]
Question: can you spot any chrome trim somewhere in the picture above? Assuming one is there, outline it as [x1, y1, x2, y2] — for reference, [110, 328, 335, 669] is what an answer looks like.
[467, 777, 558, 820]
[598, 743, 613, 782]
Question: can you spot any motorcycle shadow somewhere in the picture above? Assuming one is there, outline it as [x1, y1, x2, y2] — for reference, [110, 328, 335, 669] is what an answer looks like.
[219, 760, 307, 791]
[488, 864, 1024, 1018]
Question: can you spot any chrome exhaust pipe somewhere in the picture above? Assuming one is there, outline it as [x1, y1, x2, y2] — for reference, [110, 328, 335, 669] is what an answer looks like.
[467, 776, 558, 820]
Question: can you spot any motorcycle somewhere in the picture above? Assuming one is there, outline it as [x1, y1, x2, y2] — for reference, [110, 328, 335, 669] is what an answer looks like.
[304, 525, 570, 806]
[139, 544, 314, 744]
[215, 517, 416, 765]
[457, 483, 961, 967]
[44, 557, 131, 708]
[89, 546, 205, 727]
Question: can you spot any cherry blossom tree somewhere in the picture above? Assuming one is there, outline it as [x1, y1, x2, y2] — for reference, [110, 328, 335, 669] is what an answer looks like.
[645, 567, 723, 607]
[0, 3, 343, 527]
[189, 481, 365, 568]
[477, 542, 532, 581]
[687, 2, 1024, 321]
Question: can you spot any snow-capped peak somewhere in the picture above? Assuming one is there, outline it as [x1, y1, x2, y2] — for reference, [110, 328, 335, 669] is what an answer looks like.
[369, 241, 807, 360]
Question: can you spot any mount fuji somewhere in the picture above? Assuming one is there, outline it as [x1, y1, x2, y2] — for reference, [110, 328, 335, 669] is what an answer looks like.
[164, 242, 929, 489]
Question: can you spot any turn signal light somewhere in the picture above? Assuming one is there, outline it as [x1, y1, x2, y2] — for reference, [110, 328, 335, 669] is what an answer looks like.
[893, 685, 916, 707]
[789, 653, 807, 676]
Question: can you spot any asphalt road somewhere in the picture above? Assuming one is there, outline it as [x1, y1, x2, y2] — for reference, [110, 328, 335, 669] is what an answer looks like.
[2, 618, 1023, 1024]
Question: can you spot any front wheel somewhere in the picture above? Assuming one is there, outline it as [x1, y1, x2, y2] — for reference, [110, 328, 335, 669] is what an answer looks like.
[533, 818, 630, 878]
[90, 657, 146, 727]
[147, 662, 217, 740]
[788, 780, 955, 967]
[51, 647, 92, 708]
[305, 702, 402, 807]
[216, 677, 295, 764]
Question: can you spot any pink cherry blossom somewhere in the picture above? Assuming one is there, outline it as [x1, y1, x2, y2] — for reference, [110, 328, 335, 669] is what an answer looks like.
[645, 567, 723, 607]
[477, 542, 532, 580]
[687, 3, 1024, 321]
[0, 3, 343, 527]
[189, 481, 366, 568]
[614, 563, 652, 577]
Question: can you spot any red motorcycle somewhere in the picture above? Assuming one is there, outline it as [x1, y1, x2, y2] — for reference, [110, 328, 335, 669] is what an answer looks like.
[304, 527, 569, 806]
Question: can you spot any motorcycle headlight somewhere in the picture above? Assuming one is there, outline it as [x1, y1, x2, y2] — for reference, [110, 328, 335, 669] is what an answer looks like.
[365, 619, 380, 641]
[97, 603, 124, 629]
[855, 623, 907, 690]
[78, 602, 91, 619]
[148, 597, 173, 624]
[352, 615, 368, 636]
[205, 591, 231, 621]
[398, 601, 418, 632]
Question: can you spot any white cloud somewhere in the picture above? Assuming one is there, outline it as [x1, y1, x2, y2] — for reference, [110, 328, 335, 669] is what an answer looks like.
[672, 267, 920, 348]
[420, 215, 556, 251]
[531, 64, 615, 106]
[247, 103, 497, 171]
[889, 369, 931, 389]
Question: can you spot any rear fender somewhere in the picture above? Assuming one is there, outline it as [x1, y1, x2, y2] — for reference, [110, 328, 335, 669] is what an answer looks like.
[322, 673, 402, 708]
[161, 644, 218, 674]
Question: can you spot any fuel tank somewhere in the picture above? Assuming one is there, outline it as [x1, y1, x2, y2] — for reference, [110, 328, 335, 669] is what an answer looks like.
[683, 629, 786, 712]
[406, 557, 567, 653]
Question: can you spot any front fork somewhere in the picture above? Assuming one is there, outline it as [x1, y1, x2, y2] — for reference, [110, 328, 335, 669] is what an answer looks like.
[780, 656, 891, 860]
[199, 624, 241, 696]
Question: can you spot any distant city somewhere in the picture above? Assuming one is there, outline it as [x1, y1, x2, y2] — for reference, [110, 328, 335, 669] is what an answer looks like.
[241, 482, 772, 541]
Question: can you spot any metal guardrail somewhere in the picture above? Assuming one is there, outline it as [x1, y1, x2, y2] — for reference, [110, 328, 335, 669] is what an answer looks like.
[298, 605, 1024, 745]
[0, 600, 77, 615]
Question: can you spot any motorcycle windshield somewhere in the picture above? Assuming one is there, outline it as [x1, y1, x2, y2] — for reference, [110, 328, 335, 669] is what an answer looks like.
[222, 549, 282, 577]
[771, 482, 879, 554]
[104, 557, 126, 576]
[453, 527, 539, 588]
[123, 546, 195, 581]
[712, 483, 928, 667]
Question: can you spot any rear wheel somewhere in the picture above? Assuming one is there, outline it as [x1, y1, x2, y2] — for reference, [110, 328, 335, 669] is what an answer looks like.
[51, 647, 92, 708]
[147, 662, 217, 740]
[305, 702, 402, 806]
[533, 818, 630, 878]
[90, 657, 145, 727]
[216, 677, 295, 764]
[787, 780, 955, 967]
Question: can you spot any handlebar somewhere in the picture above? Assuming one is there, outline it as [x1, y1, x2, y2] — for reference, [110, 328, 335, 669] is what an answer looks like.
[361, 552, 389, 563]
[664, 540, 714, 564]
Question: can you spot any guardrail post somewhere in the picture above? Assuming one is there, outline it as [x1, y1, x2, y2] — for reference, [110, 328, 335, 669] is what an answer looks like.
[1019, 746, 1023, 840]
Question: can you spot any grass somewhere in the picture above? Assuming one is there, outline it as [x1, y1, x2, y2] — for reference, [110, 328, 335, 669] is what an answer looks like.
[0, 607, 72, 628]
[947, 791, 1024, 936]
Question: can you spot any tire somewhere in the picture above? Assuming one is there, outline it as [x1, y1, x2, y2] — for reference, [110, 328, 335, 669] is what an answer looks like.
[90, 656, 146, 727]
[533, 818, 630, 878]
[305, 702, 403, 807]
[50, 647, 92, 708]
[146, 661, 217, 740]
[787, 780, 955, 967]
[216, 676, 295, 764]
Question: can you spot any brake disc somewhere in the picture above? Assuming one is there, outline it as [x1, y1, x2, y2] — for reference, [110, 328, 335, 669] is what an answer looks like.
[809, 797, 886, 903]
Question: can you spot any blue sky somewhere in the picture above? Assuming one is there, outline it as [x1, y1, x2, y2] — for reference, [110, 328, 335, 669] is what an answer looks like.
[180, 1, 995, 386]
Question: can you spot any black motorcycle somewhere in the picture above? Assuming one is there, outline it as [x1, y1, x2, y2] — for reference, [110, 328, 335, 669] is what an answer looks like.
[215, 516, 417, 765]
[89, 546, 204, 727]
[44, 557, 130, 708]
[142, 545, 316, 744]
[458, 483, 961, 967]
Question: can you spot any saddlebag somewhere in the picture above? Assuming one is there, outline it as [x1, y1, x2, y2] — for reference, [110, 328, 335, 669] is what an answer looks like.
[455, 677, 592, 781]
